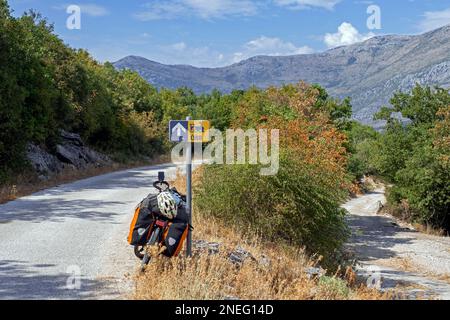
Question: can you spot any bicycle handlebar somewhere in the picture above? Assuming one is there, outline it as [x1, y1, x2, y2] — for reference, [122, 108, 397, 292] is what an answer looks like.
[153, 180, 170, 192]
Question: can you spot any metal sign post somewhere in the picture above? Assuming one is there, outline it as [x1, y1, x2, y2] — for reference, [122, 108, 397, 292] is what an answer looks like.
[169, 117, 210, 258]
[185, 116, 193, 257]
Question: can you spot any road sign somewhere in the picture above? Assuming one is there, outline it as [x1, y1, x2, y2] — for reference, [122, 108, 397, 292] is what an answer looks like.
[169, 120, 188, 142]
[169, 118, 210, 257]
[188, 120, 210, 143]
[169, 120, 210, 143]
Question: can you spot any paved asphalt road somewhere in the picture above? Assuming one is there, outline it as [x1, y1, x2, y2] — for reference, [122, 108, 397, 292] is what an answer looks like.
[0, 163, 182, 300]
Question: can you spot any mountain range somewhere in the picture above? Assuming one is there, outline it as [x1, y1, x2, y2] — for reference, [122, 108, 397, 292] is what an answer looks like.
[113, 24, 450, 125]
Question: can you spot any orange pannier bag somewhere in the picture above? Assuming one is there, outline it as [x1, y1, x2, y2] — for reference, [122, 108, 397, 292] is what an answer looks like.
[127, 194, 159, 245]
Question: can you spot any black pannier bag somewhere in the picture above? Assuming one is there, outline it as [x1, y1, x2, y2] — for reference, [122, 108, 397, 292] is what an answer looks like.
[161, 205, 190, 257]
[127, 194, 159, 245]
[141, 193, 161, 215]
[173, 201, 189, 224]
[161, 222, 190, 257]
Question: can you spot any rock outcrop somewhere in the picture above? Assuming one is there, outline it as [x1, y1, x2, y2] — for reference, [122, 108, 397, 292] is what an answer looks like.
[26, 144, 64, 179]
[55, 130, 112, 169]
[26, 130, 112, 179]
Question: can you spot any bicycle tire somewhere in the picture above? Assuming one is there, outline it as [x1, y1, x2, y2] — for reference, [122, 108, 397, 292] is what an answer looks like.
[140, 227, 161, 271]
[134, 245, 145, 260]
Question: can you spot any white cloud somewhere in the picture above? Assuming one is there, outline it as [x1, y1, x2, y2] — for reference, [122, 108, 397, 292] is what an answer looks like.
[135, 0, 258, 20]
[171, 42, 187, 51]
[419, 8, 450, 32]
[232, 36, 314, 63]
[274, 0, 341, 10]
[324, 22, 375, 48]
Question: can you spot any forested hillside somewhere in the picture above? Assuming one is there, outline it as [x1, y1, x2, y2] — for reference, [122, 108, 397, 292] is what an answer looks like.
[0, 1, 165, 182]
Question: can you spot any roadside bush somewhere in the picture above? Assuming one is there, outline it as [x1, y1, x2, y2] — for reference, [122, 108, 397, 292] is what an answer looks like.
[317, 276, 350, 299]
[195, 156, 349, 259]
[195, 83, 351, 262]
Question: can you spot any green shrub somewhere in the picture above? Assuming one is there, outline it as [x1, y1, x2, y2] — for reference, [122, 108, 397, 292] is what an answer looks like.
[317, 276, 350, 299]
[194, 153, 349, 261]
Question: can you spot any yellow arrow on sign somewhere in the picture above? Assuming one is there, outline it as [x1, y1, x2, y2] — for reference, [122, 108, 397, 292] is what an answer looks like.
[188, 120, 210, 143]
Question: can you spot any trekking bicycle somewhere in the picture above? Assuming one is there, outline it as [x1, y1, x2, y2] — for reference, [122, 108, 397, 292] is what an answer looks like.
[132, 172, 187, 271]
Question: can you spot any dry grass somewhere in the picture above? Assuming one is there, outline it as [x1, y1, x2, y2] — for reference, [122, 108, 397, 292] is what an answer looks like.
[133, 170, 391, 300]
[438, 274, 450, 285]
[383, 205, 448, 237]
[377, 257, 415, 273]
[134, 214, 390, 300]
[411, 223, 448, 237]
[0, 154, 170, 205]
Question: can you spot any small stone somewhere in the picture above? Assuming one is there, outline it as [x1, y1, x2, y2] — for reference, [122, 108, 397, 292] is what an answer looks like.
[229, 252, 244, 265]
[228, 246, 255, 265]
[208, 242, 220, 255]
[258, 254, 271, 268]
[193, 240, 220, 255]
[305, 267, 324, 279]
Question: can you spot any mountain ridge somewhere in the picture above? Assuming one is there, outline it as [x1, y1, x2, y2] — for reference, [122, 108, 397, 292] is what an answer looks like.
[113, 24, 450, 125]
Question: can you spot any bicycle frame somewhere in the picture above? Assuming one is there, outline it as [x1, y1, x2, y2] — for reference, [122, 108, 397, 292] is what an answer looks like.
[139, 214, 171, 270]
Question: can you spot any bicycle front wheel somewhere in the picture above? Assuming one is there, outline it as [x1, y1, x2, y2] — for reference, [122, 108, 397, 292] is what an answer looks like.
[140, 228, 161, 271]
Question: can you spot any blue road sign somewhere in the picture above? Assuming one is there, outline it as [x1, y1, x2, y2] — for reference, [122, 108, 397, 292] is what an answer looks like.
[169, 120, 189, 142]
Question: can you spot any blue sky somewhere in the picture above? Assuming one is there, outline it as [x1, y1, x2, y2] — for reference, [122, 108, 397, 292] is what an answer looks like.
[8, 0, 450, 67]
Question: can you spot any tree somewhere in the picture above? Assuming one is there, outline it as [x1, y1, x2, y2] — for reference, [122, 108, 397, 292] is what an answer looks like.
[346, 121, 380, 179]
[0, 3, 168, 182]
[370, 85, 450, 230]
[375, 84, 450, 126]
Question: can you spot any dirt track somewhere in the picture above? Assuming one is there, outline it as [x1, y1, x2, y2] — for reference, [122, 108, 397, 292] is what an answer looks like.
[343, 187, 450, 300]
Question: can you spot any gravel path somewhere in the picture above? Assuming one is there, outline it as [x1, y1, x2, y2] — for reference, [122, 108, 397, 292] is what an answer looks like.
[343, 187, 450, 300]
[0, 163, 182, 300]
